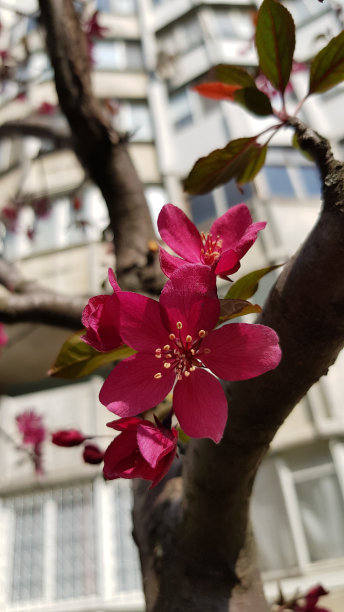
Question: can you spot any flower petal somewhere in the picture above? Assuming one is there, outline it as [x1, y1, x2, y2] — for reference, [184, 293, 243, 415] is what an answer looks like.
[99, 353, 175, 416]
[158, 204, 202, 262]
[159, 265, 219, 341]
[173, 368, 228, 443]
[210, 204, 253, 251]
[137, 422, 177, 468]
[235, 221, 266, 259]
[108, 268, 121, 292]
[159, 247, 186, 278]
[117, 292, 168, 352]
[214, 249, 241, 276]
[103, 431, 155, 480]
[202, 323, 281, 380]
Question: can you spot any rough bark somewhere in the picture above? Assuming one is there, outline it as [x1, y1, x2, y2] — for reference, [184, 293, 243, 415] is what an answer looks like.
[38, 0, 163, 293]
[132, 124, 344, 611]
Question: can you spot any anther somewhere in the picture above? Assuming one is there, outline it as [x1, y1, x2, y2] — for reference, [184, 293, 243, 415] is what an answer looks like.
[186, 335, 192, 343]
[164, 362, 171, 369]
[154, 372, 162, 379]
[176, 321, 183, 329]
[163, 344, 170, 351]
[155, 353, 161, 359]
[169, 333, 176, 341]
[190, 348, 196, 355]
[204, 348, 211, 354]
[199, 330, 206, 338]
[184, 371, 190, 377]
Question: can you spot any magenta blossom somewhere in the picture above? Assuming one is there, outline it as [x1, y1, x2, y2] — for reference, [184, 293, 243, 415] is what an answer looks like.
[51, 429, 89, 447]
[0, 323, 7, 347]
[104, 416, 178, 487]
[82, 269, 123, 352]
[16, 410, 46, 446]
[83, 443, 104, 465]
[293, 585, 330, 612]
[99, 265, 281, 443]
[158, 203, 266, 279]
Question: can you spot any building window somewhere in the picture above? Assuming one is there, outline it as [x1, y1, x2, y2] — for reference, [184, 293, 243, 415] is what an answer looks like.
[93, 40, 142, 70]
[213, 9, 254, 40]
[264, 166, 295, 197]
[190, 193, 217, 226]
[252, 442, 344, 575]
[1, 479, 142, 608]
[157, 15, 203, 57]
[97, 0, 136, 13]
[169, 88, 193, 129]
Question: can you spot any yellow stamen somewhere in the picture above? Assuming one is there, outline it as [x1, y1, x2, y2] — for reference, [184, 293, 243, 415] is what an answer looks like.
[154, 372, 162, 379]
[163, 344, 170, 351]
[199, 330, 206, 338]
[169, 333, 176, 341]
[186, 335, 192, 343]
[184, 371, 190, 377]
[176, 321, 183, 329]
[164, 362, 171, 369]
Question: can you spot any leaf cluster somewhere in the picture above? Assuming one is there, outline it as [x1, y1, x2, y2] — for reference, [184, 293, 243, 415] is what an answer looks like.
[184, 0, 344, 195]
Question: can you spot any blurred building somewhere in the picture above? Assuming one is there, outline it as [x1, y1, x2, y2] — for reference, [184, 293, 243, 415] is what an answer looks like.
[0, 0, 344, 610]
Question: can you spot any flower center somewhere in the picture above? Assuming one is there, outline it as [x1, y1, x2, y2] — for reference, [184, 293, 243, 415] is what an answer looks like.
[200, 232, 223, 267]
[153, 321, 211, 380]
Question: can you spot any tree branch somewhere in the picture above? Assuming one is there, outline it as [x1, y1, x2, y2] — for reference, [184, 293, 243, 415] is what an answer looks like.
[38, 0, 164, 293]
[0, 118, 71, 149]
[133, 125, 344, 611]
[0, 257, 84, 329]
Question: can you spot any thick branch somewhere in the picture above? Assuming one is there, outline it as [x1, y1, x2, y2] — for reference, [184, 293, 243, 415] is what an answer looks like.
[38, 0, 163, 292]
[0, 119, 71, 149]
[133, 126, 344, 611]
[0, 257, 84, 329]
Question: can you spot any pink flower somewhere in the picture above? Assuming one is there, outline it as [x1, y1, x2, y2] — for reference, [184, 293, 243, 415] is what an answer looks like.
[0, 323, 7, 347]
[83, 443, 104, 465]
[16, 410, 46, 446]
[158, 203, 266, 279]
[104, 416, 178, 487]
[99, 265, 281, 443]
[37, 101, 57, 115]
[52, 429, 88, 447]
[85, 11, 108, 39]
[82, 269, 123, 352]
[294, 585, 330, 612]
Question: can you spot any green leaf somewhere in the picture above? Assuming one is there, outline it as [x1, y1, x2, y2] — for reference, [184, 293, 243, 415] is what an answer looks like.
[235, 143, 268, 185]
[255, 0, 295, 94]
[308, 30, 344, 95]
[215, 64, 256, 88]
[224, 263, 284, 301]
[219, 299, 262, 322]
[49, 330, 135, 379]
[184, 137, 264, 195]
[234, 87, 273, 116]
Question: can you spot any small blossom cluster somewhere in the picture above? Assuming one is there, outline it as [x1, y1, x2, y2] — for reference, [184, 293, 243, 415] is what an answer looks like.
[51, 429, 104, 465]
[273, 584, 330, 612]
[82, 203, 282, 487]
[16, 410, 47, 475]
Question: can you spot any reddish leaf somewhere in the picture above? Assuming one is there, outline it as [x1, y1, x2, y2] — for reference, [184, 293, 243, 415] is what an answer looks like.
[255, 0, 295, 94]
[215, 64, 256, 88]
[234, 87, 273, 116]
[193, 82, 241, 101]
[184, 137, 261, 195]
[308, 30, 344, 95]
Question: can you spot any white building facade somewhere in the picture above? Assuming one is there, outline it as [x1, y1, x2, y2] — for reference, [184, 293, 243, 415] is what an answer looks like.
[0, 0, 344, 610]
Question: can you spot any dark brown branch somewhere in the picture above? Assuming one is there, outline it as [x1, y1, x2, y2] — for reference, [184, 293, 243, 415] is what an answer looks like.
[0, 119, 71, 149]
[133, 126, 344, 611]
[38, 0, 164, 293]
[0, 257, 84, 329]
